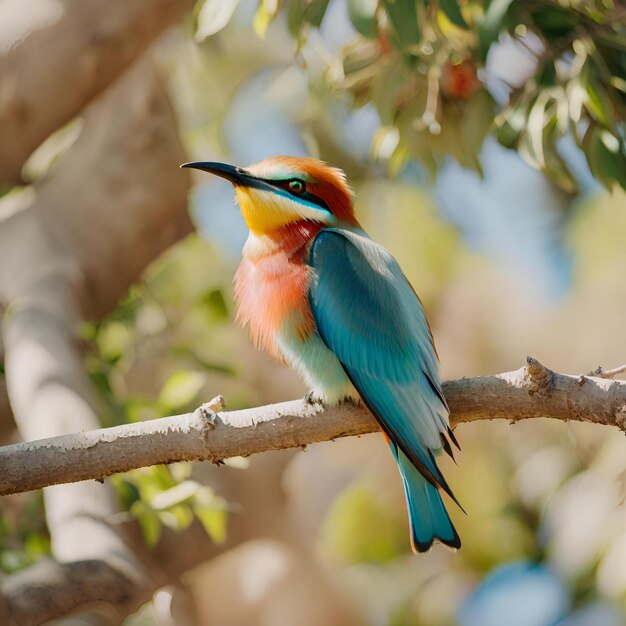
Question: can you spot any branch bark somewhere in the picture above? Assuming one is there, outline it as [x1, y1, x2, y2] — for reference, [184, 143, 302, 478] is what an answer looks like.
[589, 363, 626, 379]
[1, 359, 624, 497]
[0, 54, 192, 625]
[0, 0, 192, 185]
[0, 560, 139, 626]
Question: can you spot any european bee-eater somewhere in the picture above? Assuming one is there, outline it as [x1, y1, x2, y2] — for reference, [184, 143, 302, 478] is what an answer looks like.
[182, 156, 461, 552]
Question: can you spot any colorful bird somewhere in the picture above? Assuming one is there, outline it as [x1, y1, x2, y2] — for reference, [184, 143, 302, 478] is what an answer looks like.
[182, 156, 461, 552]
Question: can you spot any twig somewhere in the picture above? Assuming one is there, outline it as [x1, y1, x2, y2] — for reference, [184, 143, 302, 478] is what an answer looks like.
[588, 363, 626, 379]
[0, 359, 625, 497]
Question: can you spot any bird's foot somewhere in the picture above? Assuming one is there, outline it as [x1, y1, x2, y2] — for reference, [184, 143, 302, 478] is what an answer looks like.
[304, 391, 324, 406]
[194, 395, 225, 430]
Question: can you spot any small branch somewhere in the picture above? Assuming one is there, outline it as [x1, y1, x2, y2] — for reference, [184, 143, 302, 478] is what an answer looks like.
[0, 559, 143, 626]
[0, 359, 624, 497]
[589, 363, 626, 379]
[526, 355, 553, 388]
[0, 515, 237, 626]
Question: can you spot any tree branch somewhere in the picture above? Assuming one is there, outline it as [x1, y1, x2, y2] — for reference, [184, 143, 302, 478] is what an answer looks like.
[588, 363, 626, 379]
[0, 0, 192, 184]
[0, 359, 624, 497]
[0, 54, 192, 625]
[0, 559, 142, 626]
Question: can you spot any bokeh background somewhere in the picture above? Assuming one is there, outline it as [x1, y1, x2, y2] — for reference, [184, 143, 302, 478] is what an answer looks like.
[0, 1, 624, 625]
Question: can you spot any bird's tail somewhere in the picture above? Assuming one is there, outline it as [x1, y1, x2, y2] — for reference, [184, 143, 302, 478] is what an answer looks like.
[394, 445, 461, 553]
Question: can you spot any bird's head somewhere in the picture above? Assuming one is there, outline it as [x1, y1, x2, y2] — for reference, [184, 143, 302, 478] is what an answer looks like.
[182, 156, 358, 235]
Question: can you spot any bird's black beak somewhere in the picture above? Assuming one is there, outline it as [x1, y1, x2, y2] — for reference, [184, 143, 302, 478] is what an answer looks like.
[180, 161, 261, 188]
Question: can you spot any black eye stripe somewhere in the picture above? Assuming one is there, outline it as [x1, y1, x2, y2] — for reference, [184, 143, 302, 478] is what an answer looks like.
[273, 179, 306, 194]
[258, 177, 334, 214]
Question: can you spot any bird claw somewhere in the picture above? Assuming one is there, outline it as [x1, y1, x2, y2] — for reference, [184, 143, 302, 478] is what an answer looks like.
[304, 391, 324, 406]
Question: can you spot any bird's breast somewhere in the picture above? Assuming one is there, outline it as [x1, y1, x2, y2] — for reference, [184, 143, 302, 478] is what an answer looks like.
[234, 232, 356, 403]
[234, 250, 315, 360]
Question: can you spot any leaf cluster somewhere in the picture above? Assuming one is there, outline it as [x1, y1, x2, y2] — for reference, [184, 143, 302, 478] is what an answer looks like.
[196, 0, 626, 191]
[82, 238, 237, 548]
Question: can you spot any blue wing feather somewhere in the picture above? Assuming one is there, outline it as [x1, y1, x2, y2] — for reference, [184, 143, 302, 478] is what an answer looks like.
[308, 228, 461, 511]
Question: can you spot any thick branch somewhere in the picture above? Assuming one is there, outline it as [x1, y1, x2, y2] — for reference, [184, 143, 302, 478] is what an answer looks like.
[0, 56, 192, 625]
[0, 560, 139, 626]
[0, 0, 191, 184]
[0, 360, 624, 497]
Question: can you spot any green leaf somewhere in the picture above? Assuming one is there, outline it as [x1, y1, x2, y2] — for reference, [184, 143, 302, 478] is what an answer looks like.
[193, 502, 228, 544]
[88, 368, 114, 398]
[338, 39, 384, 106]
[428, 104, 475, 170]
[306, 0, 330, 27]
[584, 76, 615, 128]
[1, 550, 32, 573]
[96, 321, 133, 364]
[111, 476, 141, 510]
[383, 0, 421, 50]
[199, 288, 229, 321]
[460, 88, 495, 169]
[321, 484, 407, 564]
[611, 76, 626, 94]
[509, 90, 577, 193]
[371, 57, 412, 123]
[439, 0, 469, 30]
[24, 533, 50, 560]
[287, 0, 306, 37]
[520, 95, 576, 194]
[541, 102, 578, 194]
[159, 505, 194, 531]
[348, 0, 379, 38]
[543, 142, 578, 194]
[531, 6, 578, 38]
[131, 501, 162, 547]
[496, 100, 529, 148]
[191, 487, 228, 543]
[158, 370, 205, 411]
[584, 124, 626, 191]
[522, 93, 549, 169]
[195, 0, 240, 41]
[128, 466, 177, 501]
[286, 0, 330, 38]
[253, 0, 281, 38]
[537, 61, 557, 87]
[477, 0, 514, 60]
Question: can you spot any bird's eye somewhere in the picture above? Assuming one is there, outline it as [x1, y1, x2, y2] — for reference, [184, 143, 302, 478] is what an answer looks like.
[288, 179, 305, 194]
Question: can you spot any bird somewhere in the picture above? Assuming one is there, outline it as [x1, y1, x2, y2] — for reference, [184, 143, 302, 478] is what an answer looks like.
[181, 156, 462, 552]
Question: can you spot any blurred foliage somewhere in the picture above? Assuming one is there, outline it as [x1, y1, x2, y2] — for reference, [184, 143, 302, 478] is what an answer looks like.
[0, 1, 624, 624]
[81, 237, 239, 547]
[0, 492, 50, 574]
[83, 237, 238, 426]
[321, 483, 409, 563]
[195, 0, 626, 192]
[355, 179, 461, 306]
[113, 464, 228, 547]
[0, 238, 243, 570]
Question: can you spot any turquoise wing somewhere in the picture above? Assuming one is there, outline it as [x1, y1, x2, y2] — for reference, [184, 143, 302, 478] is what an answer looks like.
[308, 227, 459, 503]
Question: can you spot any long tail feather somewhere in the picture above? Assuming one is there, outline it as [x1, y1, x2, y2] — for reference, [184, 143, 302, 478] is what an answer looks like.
[392, 444, 461, 553]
